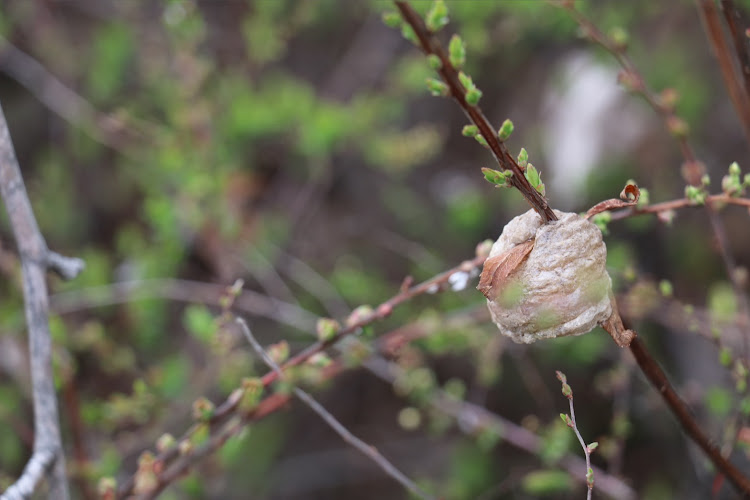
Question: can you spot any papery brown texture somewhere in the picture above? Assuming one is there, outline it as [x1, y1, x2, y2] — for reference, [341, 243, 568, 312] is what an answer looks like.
[484, 210, 612, 343]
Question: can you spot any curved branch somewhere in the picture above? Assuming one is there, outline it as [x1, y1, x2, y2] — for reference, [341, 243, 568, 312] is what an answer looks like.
[0, 102, 83, 499]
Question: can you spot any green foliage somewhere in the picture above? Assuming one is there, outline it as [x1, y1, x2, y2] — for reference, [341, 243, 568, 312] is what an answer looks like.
[87, 24, 133, 102]
[522, 470, 574, 496]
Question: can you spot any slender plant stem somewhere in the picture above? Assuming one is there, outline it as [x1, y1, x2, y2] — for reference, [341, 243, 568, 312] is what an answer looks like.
[116, 253, 487, 498]
[237, 318, 436, 500]
[393, 1, 557, 223]
[697, 0, 750, 145]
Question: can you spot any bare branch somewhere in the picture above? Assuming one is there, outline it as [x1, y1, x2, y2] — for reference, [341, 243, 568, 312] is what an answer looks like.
[0, 37, 148, 154]
[0, 103, 73, 498]
[237, 318, 436, 500]
[0, 449, 55, 500]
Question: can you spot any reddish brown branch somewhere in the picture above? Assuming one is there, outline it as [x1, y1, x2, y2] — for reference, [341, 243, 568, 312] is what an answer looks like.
[116, 252, 488, 498]
[609, 193, 750, 221]
[698, 0, 750, 145]
[629, 338, 750, 495]
[720, 0, 750, 102]
[394, 1, 557, 223]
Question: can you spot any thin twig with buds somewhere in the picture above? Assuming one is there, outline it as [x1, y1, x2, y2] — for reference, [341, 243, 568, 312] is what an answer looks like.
[556, 371, 596, 500]
[116, 252, 487, 498]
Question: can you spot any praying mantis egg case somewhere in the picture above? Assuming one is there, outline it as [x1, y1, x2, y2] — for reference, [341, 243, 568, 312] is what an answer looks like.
[486, 209, 613, 343]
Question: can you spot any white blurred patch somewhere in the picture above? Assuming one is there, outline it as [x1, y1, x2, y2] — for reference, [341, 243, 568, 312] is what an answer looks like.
[542, 52, 650, 209]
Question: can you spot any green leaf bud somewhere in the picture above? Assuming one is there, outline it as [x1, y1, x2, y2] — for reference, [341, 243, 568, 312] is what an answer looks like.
[729, 161, 741, 176]
[659, 280, 673, 297]
[608, 26, 628, 50]
[316, 318, 340, 342]
[458, 71, 472, 89]
[426, 54, 442, 70]
[462, 124, 478, 137]
[481, 167, 504, 185]
[465, 87, 482, 106]
[474, 134, 488, 147]
[498, 119, 514, 141]
[268, 340, 290, 364]
[192, 397, 215, 422]
[448, 34, 466, 68]
[382, 11, 402, 29]
[517, 148, 529, 169]
[425, 0, 449, 32]
[401, 24, 419, 45]
[425, 77, 449, 96]
[701, 174, 711, 186]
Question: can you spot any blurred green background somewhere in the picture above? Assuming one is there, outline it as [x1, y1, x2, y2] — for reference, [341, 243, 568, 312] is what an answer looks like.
[0, 1, 748, 498]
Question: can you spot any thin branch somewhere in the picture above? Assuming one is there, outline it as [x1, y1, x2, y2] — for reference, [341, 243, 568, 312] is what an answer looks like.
[393, 1, 557, 223]
[49, 278, 318, 332]
[116, 252, 488, 498]
[556, 372, 595, 500]
[698, 0, 750, 145]
[720, 0, 750, 102]
[0, 449, 55, 500]
[0, 103, 79, 499]
[0, 37, 151, 155]
[609, 193, 750, 221]
[237, 318, 435, 500]
[363, 357, 637, 500]
[629, 337, 750, 494]
[557, 0, 750, 366]
[257, 252, 487, 390]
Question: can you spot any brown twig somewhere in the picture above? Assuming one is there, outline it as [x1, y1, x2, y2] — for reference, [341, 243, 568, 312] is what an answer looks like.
[556, 3, 750, 493]
[698, 0, 750, 145]
[720, 0, 750, 102]
[393, 1, 557, 224]
[0, 103, 84, 499]
[629, 337, 750, 495]
[115, 252, 487, 498]
[608, 193, 750, 221]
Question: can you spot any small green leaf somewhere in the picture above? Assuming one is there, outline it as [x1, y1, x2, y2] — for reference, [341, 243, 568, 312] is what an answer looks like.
[462, 124, 478, 137]
[426, 54, 441, 70]
[458, 71, 472, 89]
[474, 134, 488, 147]
[316, 318, 340, 342]
[719, 347, 733, 367]
[465, 87, 482, 106]
[382, 11, 402, 29]
[525, 163, 540, 186]
[659, 280, 673, 297]
[498, 119, 514, 141]
[705, 386, 732, 417]
[401, 24, 419, 45]
[729, 161, 741, 176]
[517, 148, 528, 169]
[608, 26, 628, 49]
[448, 34, 466, 68]
[426, 78, 449, 96]
[481, 168, 504, 185]
[425, 0, 449, 32]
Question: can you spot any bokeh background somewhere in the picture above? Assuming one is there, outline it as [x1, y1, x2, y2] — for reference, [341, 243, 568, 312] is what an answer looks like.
[0, 0, 749, 498]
